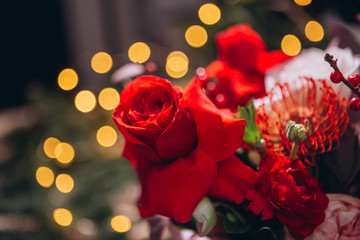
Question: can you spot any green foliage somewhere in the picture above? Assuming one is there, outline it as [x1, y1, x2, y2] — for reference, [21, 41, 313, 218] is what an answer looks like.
[235, 101, 261, 144]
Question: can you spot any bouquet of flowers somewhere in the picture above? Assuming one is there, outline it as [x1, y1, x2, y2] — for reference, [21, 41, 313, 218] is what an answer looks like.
[112, 24, 360, 240]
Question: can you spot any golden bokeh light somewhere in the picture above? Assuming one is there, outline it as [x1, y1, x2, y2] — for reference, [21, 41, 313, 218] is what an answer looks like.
[198, 3, 221, 25]
[55, 142, 75, 164]
[111, 215, 131, 233]
[185, 25, 208, 48]
[166, 51, 189, 78]
[96, 126, 118, 147]
[91, 52, 113, 74]
[98, 88, 120, 110]
[128, 42, 151, 64]
[43, 137, 61, 158]
[58, 69, 78, 91]
[294, 0, 312, 6]
[53, 208, 73, 227]
[281, 34, 301, 56]
[55, 174, 74, 193]
[36, 167, 55, 188]
[75, 90, 96, 113]
[305, 20, 324, 42]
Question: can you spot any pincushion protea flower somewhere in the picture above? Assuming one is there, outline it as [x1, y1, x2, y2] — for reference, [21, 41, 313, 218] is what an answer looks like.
[256, 77, 349, 161]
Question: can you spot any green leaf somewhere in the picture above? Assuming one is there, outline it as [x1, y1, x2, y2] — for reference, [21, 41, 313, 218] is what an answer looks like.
[192, 197, 217, 237]
[236, 101, 261, 144]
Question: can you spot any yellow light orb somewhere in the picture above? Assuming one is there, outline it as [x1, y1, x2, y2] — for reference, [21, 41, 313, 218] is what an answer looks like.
[96, 126, 118, 147]
[128, 42, 151, 64]
[53, 208, 73, 227]
[75, 90, 96, 113]
[305, 20, 324, 42]
[185, 25, 208, 48]
[198, 3, 221, 25]
[111, 215, 131, 233]
[43, 137, 61, 158]
[91, 52, 113, 74]
[55, 143, 75, 164]
[294, 0, 312, 6]
[98, 88, 120, 110]
[36, 167, 55, 188]
[167, 56, 188, 73]
[281, 34, 301, 56]
[58, 69, 78, 91]
[166, 51, 189, 79]
[55, 174, 74, 193]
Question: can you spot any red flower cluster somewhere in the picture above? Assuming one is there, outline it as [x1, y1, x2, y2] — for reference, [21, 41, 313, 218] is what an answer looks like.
[194, 24, 291, 110]
[246, 155, 329, 240]
[256, 78, 349, 161]
[113, 75, 258, 223]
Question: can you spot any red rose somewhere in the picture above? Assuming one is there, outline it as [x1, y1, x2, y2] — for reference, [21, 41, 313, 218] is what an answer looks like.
[215, 24, 291, 73]
[196, 60, 266, 110]
[246, 155, 328, 240]
[113, 75, 258, 223]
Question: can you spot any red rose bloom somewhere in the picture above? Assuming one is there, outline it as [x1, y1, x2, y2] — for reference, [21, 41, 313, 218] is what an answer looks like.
[195, 24, 291, 110]
[113, 75, 258, 223]
[215, 24, 291, 74]
[246, 155, 329, 240]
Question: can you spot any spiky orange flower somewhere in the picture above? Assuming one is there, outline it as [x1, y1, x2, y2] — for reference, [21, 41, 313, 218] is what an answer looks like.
[256, 78, 348, 161]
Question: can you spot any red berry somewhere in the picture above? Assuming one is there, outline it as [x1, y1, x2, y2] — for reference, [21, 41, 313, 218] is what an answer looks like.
[349, 97, 360, 110]
[347, 74, 360, 88]
[330, 70, 343, 83]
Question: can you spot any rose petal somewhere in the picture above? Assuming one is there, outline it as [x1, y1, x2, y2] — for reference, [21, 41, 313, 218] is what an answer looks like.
[155, 105, 196, 160]
[138, 149, 218, 223]
[256, 51, 292, 74]
[245, 189, 275, 220]
[215, 24, 266, 72]
[183, 78, 246, 162]
[208, 155, 258, 204]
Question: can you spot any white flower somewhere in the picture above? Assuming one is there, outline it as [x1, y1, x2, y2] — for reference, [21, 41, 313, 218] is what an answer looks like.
[265, 46, 360, 100]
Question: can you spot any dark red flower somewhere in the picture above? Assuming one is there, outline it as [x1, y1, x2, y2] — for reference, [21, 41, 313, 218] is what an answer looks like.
[246, 155, 329, 240]
[256, 78, 349, 161]
[113, 75, 258, 223]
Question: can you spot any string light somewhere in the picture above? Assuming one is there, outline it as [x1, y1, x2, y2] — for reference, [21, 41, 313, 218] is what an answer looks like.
[185, 25, 208, 48]
[55, 142, 75, 164]
[98, 88, 120, 110]
[91, 52, 113, 74]
[75, 90, 96, 113]
[111, 215, 131, 233]
[96, 126, 117, 147]
[36, 167, 55, 188]
[166, 51, 189, 78]
[53, 208, 73, 227]
[58, 69, 78, 91]
[55, 174, 74, 193]
[305, 20, 324, 42]
[43, 137, 61, 158]
[198, 3, 221, 25]
[128, 42, 151, 63]
[281, 34, 301, 56]
[294, 0, 312, 6]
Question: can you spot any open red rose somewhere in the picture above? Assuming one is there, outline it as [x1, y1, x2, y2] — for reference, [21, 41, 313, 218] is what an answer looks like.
[113, 75, 258, 223]
[246, 155, 328, 240]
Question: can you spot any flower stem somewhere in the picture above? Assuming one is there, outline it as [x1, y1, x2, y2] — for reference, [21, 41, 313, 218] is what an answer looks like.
[289, 141, 300, 160]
